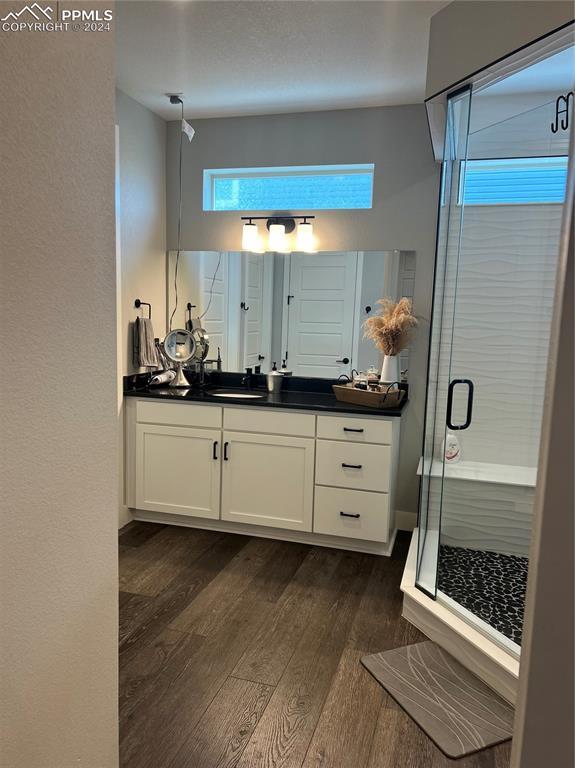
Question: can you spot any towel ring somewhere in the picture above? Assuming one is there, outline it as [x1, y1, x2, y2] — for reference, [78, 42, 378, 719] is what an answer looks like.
[134, 299, 152, 319]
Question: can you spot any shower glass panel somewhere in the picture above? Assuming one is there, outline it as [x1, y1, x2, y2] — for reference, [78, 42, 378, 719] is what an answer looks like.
[416, 88, 471, 596]
[416, 43, 574, 649]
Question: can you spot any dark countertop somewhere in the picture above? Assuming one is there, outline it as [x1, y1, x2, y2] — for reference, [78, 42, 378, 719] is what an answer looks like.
[124, 383, 406, 418]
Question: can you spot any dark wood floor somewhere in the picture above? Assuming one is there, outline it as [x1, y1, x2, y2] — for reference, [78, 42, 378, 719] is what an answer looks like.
[119, 523, 512, 768]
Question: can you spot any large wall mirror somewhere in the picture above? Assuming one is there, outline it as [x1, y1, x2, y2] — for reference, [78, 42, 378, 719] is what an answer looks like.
[167, 250, 415, 378]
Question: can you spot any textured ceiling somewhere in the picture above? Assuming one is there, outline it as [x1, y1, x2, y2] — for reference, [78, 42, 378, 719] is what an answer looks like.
[116, 0, 448, 120]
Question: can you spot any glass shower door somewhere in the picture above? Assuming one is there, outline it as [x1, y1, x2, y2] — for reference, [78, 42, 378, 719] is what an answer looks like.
[417, 43, 573, 649]
[416, 88, 471, 596]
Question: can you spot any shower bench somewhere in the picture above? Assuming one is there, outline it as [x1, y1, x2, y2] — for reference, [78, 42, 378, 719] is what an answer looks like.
[417, 458, 536, 557]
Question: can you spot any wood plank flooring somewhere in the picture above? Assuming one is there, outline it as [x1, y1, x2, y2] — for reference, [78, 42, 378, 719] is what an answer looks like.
[119, 523, 512, 768]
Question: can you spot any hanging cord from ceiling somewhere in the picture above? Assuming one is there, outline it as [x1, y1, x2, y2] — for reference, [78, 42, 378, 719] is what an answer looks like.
[169, 96, 185, 331]
[198, 251, 222, 320]
[166, 95, 220, 328]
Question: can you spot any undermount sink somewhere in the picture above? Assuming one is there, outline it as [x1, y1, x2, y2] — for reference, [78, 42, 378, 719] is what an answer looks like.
[209, 390, 265, 399]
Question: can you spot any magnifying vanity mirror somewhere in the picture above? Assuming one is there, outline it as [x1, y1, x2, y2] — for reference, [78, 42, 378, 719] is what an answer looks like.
[190, 326, 210, 362]
[163, 329, 196, 387]
[167, 250, 416, 379]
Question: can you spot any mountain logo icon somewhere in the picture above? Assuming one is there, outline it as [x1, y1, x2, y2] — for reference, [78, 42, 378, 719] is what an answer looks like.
[1, 4, 53, 22]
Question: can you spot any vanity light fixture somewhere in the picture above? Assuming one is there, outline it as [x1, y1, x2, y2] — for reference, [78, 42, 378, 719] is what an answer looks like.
[240, 215, 316, 253]
[268, 223, 289, 252]
[295, 218, 316, 253]
[242, 219, 264, 252]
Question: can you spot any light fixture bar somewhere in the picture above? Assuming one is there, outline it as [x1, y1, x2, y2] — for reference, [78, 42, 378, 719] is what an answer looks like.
[240, 215, 316, 221]
[240, 215, 317, 254]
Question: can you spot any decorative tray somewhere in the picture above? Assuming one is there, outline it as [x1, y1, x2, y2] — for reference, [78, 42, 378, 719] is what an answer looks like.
[332, 383, 406, 409]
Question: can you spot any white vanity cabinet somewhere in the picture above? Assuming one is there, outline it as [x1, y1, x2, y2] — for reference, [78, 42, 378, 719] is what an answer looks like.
[135, 423, 221, 518]
[313, 414, 400, 545]
[220, 406, 315, 531]
[125, 397, 401, 555]
[221, 431, 315, 531]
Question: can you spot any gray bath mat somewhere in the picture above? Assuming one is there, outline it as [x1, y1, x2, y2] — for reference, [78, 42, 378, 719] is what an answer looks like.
[362, 641, 514, 759]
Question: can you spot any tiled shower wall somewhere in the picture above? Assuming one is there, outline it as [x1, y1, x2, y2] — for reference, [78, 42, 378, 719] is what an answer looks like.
[435, 203, 562, 468]
[423, 200, 563, 555]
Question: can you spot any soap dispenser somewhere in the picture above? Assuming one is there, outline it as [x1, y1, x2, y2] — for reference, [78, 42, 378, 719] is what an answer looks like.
[266, 362, 283, 394]
[441, 431, 461, 463]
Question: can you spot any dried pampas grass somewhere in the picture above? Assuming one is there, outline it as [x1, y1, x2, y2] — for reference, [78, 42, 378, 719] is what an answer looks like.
[363, 297, 417, 356]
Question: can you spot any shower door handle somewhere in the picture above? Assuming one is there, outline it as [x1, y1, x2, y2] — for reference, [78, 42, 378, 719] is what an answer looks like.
[446, 379, 474, 430]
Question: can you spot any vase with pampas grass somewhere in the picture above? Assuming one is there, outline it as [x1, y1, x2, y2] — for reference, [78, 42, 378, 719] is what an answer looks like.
[363, 298, 417, 385]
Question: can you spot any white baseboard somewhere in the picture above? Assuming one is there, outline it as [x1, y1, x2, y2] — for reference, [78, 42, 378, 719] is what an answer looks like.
[131, 509, 398, 557]
[396, 509, 417, 531]
[401, 529, 519, 704]
[118, 505, 132, 529]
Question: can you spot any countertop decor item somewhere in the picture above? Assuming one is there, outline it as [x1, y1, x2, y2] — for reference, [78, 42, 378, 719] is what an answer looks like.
[363, 297, 417, 385]
[332, 382, 406, 410]
[266, 364, 283, 394]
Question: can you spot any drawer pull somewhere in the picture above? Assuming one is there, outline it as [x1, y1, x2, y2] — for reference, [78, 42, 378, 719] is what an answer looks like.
[340, 511, 361, 519]
[343, 427, 364, 433]
[341, 463, 363, 469]
[213, 440, 218, 460]
[223, 441, 229, 461]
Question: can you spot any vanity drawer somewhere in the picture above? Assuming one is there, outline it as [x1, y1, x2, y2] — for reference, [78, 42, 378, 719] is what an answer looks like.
[223, 407, 315, 437]
[315, 440, 390, 492]
[136, 400, 222, 429]
[314, 486, 389, 543]
[317, 415, 392, 445]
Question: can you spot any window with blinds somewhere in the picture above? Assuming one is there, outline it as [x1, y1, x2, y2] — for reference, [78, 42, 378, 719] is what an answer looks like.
[459, 157, 568, 205]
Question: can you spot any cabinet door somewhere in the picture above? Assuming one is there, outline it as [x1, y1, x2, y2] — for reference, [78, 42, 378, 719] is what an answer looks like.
[221, 431, 314, 532]
[136, 424, 221, 518]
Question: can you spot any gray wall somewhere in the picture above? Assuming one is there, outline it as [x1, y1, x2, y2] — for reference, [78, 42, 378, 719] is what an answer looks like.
[0, 26, 118, 768]
[427, 1, 574, 98]
[166, 106, 441, 517]
[116, 89, 167, 376]
[166, 105, 438, 254]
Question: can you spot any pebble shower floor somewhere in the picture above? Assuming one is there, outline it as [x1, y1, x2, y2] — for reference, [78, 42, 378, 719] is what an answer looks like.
[438, 544, 529, 646]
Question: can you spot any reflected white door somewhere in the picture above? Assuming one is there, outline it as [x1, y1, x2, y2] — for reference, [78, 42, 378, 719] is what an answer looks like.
[200, 252, 228, 367]
[286, 252, 358, 377]
[242, 253, 273, 369]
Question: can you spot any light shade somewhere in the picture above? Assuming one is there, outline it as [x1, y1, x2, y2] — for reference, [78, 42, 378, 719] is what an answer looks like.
[296, 222, 316, 253]
[242, 222, 264, 252]
[268, 223, 289, 253]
